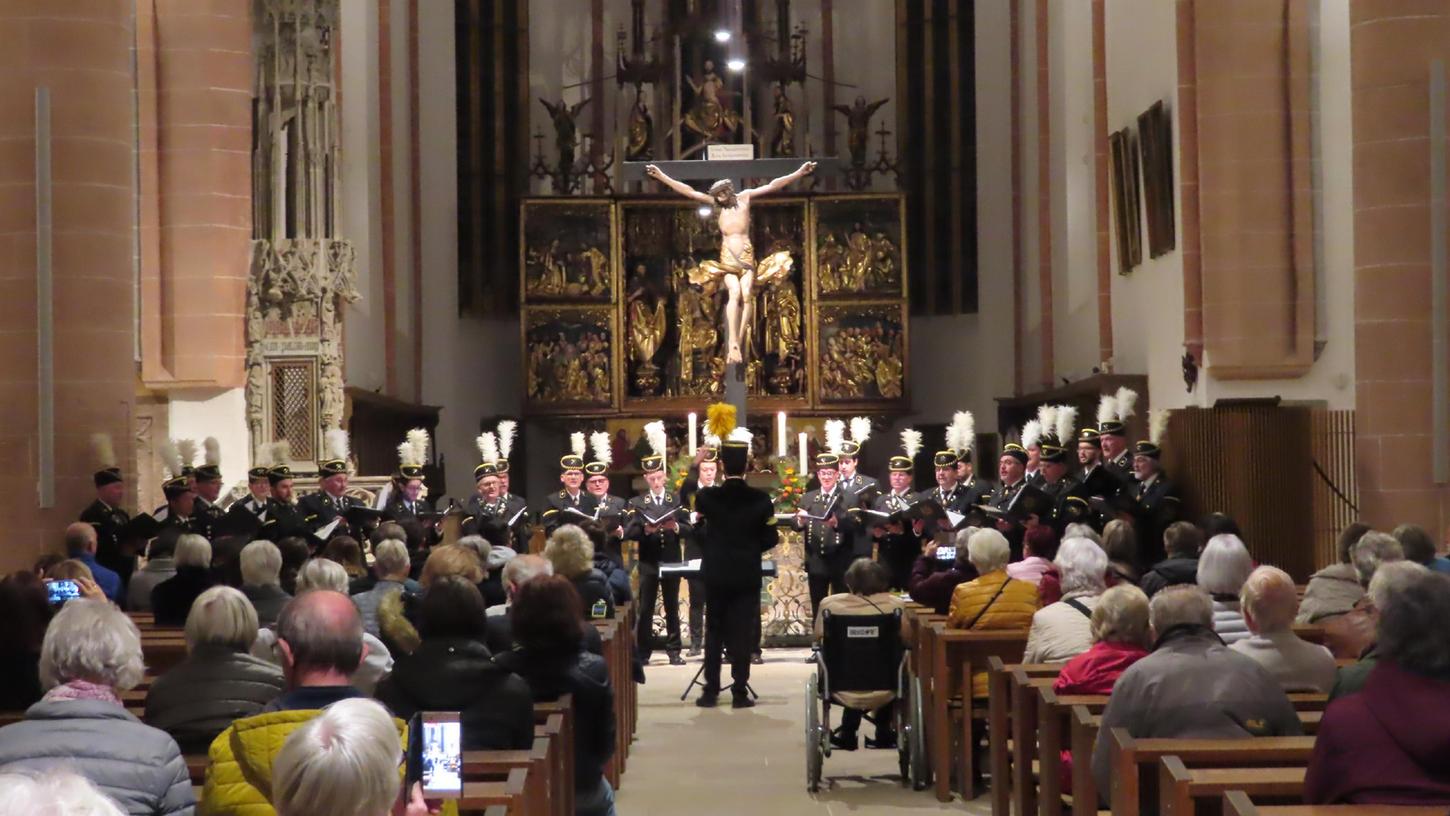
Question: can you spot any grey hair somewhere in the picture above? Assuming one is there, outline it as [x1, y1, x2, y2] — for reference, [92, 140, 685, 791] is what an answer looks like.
[1090, 584, 1151, 647]
[1055, 538, 1109, 596]
[1367, 559, 1430, 611]
[1196, 534, 1254, 595]
[175, 534, 213, 569]
[966, 528, 1011, 574]
[185, 585, 260, 652]
[544, 524, 594, 578]
[0, 768, 126, 816]
[1239, 565, 1298, 633]
[373, 539, 410, 579]
[502, 553, 554, 591]
[296, 558, 350, 593]
[457, 535, 492, 570]
[272, 698, 402, 816]
[1352, 531, 1404, 588]
[240, 540, 283, 586]
[39, 599, 145, 690]
[1149, 585, 1214, 636]
[1063, 523, 1101, 545]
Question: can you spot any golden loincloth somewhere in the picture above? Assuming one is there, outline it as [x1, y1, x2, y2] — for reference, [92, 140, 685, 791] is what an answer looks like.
[688, 239, 793, 296]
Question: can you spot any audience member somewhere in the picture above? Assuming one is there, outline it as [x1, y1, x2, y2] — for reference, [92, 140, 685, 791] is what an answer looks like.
[0, 572, 53, 711]
[1062, 523, 1101, 544]
[1101, 519, 1139, 584]
[0, 768, 127, 816]
[907, 528, 979, 614]
[31, 553, 65, 579]
[1392, 523, 1450, 574]
[1230, 566, 1336, 692]
[1297, 522, 1372, 624]
[239, 541, 291, 627]
[275, 537, 310, 596]
[1322, 531, 1406, 659]
[1200, 512, 1242, 539]
[62, 523, 121, 604]
[1331, 560, 1429, 699]
[0, 600, 194, 815]
[46, 559, 96, 584]
[1138, 521, 1203, 598]
[351, 539, 414, 638]
[1090, 586, 1301, 798]
[817, 559, 907, 751]
[377, 576, 534, 750]
[145, 587, 285, 753]
[321, 536, 369, 594]
[270, 698, 430, 816]
[252, 560, 392, 695]
[127, 530, 181, 612]
[201, 591, 369, 815]
[946, 529, 1039, 696]
[1196, 534, 1254, 644]
[1024, 538, 1109, 663]
[150, 535, 216, 627]
[207, 536, 247, 589]
[544, 525, 616, 621]
[1306, 571, 1450, 806]
[494, 576, 617, 816]
[577, 521, 633, 607]
[457, 535, 506, 607]
[1007, 526, 1059, 586]
[379, 543, 486, 656]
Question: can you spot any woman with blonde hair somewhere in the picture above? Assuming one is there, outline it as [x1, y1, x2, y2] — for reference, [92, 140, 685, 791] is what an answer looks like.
[545, 525, 616, 621]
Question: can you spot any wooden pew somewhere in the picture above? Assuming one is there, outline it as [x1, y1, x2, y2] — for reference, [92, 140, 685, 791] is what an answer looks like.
[1159, 758, 1304, 816]
[463, 737, 554, 816]
[1221, 791, 1447, 816]
[985, 659, 1065, 816]
[457, 768, 528, 814]
[922, 623, 1027, 803]
[534, 706, 573, 816]
[1107, 730, 1315, 816]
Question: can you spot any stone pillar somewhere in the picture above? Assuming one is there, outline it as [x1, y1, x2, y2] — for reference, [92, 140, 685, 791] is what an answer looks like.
[1351, 1, 1450, 530]
[0, 2, 138, 571]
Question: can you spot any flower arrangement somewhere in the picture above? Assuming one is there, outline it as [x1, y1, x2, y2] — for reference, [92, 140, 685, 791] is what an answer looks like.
[669, 451, 694, 492]
[771, 455, 805, 513]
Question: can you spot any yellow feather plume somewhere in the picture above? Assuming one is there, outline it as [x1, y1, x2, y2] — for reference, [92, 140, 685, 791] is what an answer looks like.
[705, 403, 736, 440]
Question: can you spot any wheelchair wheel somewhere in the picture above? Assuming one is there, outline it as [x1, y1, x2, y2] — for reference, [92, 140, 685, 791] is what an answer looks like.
[907, 673, 929, 790]
[805, 672, 824, 792]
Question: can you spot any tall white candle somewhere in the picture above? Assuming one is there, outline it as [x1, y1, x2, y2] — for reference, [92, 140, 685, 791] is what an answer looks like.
[688, 412, 698, 455]
[776, 411, 788, 458]
[798, 431, 808, 473]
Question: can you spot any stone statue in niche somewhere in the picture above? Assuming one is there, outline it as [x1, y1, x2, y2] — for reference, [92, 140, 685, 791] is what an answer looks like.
[831, 96, 889, 169]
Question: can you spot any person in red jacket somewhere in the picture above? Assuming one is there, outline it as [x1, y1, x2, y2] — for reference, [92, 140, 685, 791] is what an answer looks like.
[1306, 571, 1450, 806]
[1052, 583, 1152, 791]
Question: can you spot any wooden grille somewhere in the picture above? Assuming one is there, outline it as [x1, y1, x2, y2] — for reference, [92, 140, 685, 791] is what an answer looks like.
[1310, 410, 1357, 571]
[270, 359, 317, 461]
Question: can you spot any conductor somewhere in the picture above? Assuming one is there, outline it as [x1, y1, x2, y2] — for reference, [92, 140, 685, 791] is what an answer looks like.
[693, 427, 778, 709]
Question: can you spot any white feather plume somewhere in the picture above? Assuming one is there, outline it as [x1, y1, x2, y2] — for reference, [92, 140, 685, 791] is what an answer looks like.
[1115, 387, 1139, 420]
[570, 432, 587, 459]
[1056, 405, 1078, 448]
[496, 420, 517, 459]
[203, 437, 221, 467]
[176, 439, 198, 468]
[324, 428, 350, 462]
[643, 420, 667, 459]
[397, 442, 415, 466]
[406, 428, 430, 466]
[272, 440, 291, 467]
[253, 442, 273, 470]
[1021, 419, 1043, 451]
[1149, 409, 1170, 446]
[728, 426, 753, 447]
[947, 410, 975, 452]
[849, 417, 872, 446]
[590, 431, 612, 466]
[1035, 405, 1058, 443]
[1097, 394, 1119, 426]
[91, 433, 116, 468]
[824, 419, 846, 454]
[159, 439, 183, 478]
[900, 428, 923, 460]
[476, 431, 499, 465]
[702, 433, 722, 450]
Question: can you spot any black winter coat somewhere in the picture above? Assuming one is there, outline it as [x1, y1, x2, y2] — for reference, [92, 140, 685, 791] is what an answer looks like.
[377, 637, 535, 751]
[150, 566, 217, 627]
[494, 647, 615, 793]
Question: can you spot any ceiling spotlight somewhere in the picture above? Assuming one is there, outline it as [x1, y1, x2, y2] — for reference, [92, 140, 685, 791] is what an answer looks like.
[714, 29, 732, 43]
[726, 58, 746, 72]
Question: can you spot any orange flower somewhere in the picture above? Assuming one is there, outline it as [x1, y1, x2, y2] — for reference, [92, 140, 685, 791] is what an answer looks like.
[785, 468, 795, 476]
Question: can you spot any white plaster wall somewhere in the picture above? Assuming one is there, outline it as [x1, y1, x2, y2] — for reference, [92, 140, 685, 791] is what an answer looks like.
[340, 0, 387, 393]
[167, 388, 251, 491]
[1019, 0, 1044, 391]
[1103, 0, 1355, 411]
[389, 0, 418, 398]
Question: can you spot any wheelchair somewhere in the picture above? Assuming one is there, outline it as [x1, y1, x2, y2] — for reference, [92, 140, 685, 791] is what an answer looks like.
[804, 608, 927, 792]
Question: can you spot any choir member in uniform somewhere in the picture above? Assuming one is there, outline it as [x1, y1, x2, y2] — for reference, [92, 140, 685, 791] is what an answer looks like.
[583, 432, 628, 561]
[152, 439, 197, 535]
[946, 411, 995, 508]
[1129, 411, 1181, 569]
[793, 452, 858, 620]
[1037, 406, 1090, 533]
[1078, 427, 1104, 480]
[834, 418, 879, 559]
[625, 422, 689, 665]
[494, 420, 533, 551]
[297, 429, 363, 539]
[1099, 387, 1138, 480]
[189, 438, 226, 539]
[678, 444, 720, 656]
[383, 429, 432, 523]
[870, 429, 924, 590]
[989, 442, 1031, 558]
[539, 434, 597, 535]
[261, 458, 303, 540]
[235, 447, 273, 516]
[80, 433, 136, 585]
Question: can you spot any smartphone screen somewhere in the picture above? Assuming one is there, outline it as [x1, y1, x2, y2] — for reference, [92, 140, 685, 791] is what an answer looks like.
[411, 711, 462, 798]
[46, 580, 80, 605]
[936, 546, 957, 561]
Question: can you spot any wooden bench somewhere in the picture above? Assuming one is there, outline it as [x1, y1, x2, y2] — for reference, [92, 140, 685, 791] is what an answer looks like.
[1107, 730, 1315, 816]
[985, 659, 1064, 816]
[463, 738, 554, 816]
[1160, 759, 1305, 816]
[457, 768, 529, 814]
[1221, 791, 1447, 816]
[921, 623, 1027, 802]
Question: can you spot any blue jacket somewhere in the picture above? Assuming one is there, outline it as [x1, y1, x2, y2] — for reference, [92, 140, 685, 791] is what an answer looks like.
[77, 552, 123, 603]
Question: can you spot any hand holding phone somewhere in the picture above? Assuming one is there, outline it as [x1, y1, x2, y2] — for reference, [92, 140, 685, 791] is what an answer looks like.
[45, 579, 81, 606]
[935, 545, 957, 562]
[407, 712, 462, 800]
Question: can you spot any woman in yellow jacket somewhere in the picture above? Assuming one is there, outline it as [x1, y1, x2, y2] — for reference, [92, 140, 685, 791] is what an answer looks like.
[947, 527, 1041, 695]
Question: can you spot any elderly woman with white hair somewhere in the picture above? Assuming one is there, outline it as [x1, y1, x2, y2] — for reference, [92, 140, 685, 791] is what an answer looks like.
[1321, 531, 1407, 660]
[239, 541, 291, 628]
[271, 698, 430, 816]
[0, 600, 195, 815]
[1196, 534, 1255, 644]
[1023, 538, 1110, 663]
[253, 559, 394, 695]
[143, 586, 285, 753]
[150, 534, 217, 627]
[544, 524, 616, 621]
[1229, 566, 1336, 692]
[0, 768, 128, 816]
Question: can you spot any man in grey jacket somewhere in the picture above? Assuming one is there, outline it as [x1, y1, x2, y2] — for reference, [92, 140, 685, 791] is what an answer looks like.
[1091, 586, 1302, 803]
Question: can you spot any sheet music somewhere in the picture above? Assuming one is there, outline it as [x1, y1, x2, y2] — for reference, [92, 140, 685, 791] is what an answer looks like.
[315, 517, 342, 539]
[639, 506, 679, 525]
[506, 505, 528, 526]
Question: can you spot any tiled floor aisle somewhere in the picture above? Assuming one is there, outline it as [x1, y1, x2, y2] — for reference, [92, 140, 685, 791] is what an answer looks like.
[614, 647, 990, 815]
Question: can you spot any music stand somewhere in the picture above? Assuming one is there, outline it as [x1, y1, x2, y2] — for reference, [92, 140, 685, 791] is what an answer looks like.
[663, 559, 779, 701]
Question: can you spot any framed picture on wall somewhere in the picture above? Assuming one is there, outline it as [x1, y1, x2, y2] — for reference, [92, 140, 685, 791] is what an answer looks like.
[1109, 128, 1144, 274]
[522, 306, 616, 413]
[813, 302, 908, 405]
[519, 200, 615, 303]
[1138, 100, 1176, 259]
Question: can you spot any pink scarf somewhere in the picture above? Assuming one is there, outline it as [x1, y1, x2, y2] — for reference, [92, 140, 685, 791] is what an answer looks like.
[42, 679, 122, 706]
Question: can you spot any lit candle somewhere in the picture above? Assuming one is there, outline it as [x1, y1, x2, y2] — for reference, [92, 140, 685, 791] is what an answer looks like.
[776, 411, 788, 458]
[688, 412, 698, 456]
[798, 431, 808, 473]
